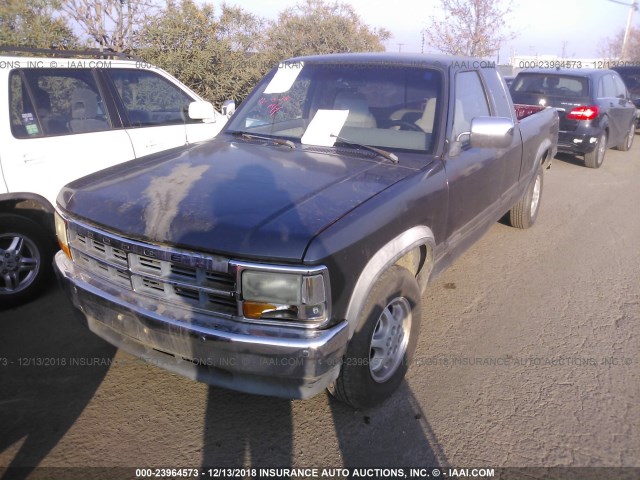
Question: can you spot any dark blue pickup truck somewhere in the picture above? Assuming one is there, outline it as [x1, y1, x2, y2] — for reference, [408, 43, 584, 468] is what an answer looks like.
[54, 53, 559, 408]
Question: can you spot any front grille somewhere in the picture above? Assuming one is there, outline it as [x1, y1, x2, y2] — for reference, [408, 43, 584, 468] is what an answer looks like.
[68, 222, 237, 316]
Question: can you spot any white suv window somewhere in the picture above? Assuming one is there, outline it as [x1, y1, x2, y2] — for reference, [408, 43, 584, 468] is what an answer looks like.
[9, 69, 111, 138]
[107, 69, 196, 127]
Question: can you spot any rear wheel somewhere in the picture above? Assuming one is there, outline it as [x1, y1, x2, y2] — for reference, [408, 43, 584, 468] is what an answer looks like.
[330, 266, 421, 409]
[509, 166, 543, 229]
[0, 215, 53, 308]
[616, 123, 635, 152]
[584, 131, 607, 168]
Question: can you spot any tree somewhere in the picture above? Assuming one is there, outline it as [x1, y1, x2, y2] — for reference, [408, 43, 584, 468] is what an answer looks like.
[136, 0, 270, 108]
[0, 0, 77, 48]
[60, 0, 154, 52]
[266, 0, 391, 58]
[425, 0, 514, 57]
[599, 28, 640, 61]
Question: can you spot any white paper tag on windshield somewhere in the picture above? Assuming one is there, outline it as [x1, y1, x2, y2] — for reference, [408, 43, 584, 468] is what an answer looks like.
[301, 109, 349, 147]
[264, 61, 304, 94]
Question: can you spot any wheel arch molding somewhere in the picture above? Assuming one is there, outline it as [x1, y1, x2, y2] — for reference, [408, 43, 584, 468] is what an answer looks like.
[344, 225, 435, 338]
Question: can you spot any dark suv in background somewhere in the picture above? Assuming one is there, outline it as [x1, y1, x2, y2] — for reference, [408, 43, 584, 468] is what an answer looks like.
[612, 66, 640, 130]
[510, 68, 636, 168]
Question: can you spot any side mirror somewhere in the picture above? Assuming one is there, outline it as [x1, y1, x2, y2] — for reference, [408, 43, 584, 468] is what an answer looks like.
[222, 99, 236, 118]
[467, 116, 515, 149]
[188, 101, 216, 121]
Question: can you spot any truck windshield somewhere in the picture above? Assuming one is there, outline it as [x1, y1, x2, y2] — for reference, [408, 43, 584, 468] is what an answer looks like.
[226, 62, 442, 154]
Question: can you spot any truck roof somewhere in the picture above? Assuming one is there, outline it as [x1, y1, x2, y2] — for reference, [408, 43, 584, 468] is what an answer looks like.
[285, 52, 497, 70]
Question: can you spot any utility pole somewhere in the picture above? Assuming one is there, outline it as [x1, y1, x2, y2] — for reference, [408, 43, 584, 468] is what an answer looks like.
[608, 0, 639, 60]
[397, 43, 405, 52]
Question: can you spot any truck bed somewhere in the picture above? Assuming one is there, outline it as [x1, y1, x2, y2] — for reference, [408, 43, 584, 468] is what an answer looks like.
[516, 105, 559, 170]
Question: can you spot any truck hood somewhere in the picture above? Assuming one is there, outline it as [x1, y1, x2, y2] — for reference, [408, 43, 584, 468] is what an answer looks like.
[58, 137, 419, 261]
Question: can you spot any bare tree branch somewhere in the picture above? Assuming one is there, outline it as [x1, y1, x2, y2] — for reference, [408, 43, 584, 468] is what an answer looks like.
[61, 0, 155, 52]
[598, 27, 640, 61]
[425, 0, 515, 58]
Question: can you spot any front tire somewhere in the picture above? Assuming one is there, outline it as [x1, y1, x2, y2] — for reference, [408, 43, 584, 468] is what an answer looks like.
[509, 166, 544, 229]
[330, 266, 421, 409]
[585, 131, 607, 168]
[0, 214, 53, 308]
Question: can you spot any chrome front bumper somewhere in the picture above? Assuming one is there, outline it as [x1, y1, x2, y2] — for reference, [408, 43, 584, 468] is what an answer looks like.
[54, 251, 348, 399]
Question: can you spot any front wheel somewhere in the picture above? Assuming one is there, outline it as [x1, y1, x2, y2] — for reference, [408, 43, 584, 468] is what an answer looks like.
[509, 166, 544, 229]
[329, 266, 421, 409]
[0, 214, 53, 308]
[585, 131, 607, 168]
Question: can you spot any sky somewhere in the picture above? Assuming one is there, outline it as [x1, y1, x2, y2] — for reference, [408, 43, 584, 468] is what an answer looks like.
[225, 0, 640, 61]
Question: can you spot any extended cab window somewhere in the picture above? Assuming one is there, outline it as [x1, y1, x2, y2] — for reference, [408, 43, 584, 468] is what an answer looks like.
[107, 69, 196, 126]
[452, 71, 490, 140]
[226, 63, 443, 154]
[10, 69, 111, 138]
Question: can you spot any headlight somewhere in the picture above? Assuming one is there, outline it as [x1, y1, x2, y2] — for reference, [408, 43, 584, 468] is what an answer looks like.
[240, 267, 329, 325]
[54, 211, 71, 259]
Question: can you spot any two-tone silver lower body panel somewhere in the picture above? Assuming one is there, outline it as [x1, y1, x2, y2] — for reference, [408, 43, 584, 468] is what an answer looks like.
[54, 251, 348, 399]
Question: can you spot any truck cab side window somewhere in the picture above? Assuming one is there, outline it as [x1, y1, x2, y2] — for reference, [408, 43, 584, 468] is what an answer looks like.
[452, 71, 491, 141]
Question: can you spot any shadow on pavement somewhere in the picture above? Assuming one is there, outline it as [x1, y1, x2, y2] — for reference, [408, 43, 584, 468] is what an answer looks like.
[553, 152, 586, 167]
[0, 283, 116, 480]
[328, 382, 449, 467]
[199, 381, 448, 468]
[202, 389, 293, 468]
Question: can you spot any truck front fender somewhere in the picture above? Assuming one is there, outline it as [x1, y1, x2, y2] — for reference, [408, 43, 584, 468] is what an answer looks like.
[344, 225, 435, 338]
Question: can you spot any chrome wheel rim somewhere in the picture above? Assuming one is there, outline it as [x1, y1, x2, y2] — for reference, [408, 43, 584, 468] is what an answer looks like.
[369, 296, 412, 383]
[627, 127, 634, 150]
[0, 233, 40, 294]
[530, 174, 541, 218]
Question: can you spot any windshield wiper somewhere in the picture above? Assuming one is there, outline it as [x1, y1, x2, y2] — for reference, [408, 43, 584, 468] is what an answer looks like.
[232, 131, 295, 149]
[330, 134, 399, 164]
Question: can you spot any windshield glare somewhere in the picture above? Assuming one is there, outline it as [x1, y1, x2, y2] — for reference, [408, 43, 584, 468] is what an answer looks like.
[227, 62, 442, 154]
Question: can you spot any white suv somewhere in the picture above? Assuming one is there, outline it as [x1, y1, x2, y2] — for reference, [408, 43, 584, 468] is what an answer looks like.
[0, 47, 227, 306]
